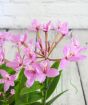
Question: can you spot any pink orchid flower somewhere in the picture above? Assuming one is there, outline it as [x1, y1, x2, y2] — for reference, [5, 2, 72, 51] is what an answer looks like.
[24, 63, 45, 87]
[0, 70, 15, 92]
[0, 49, 5, 65]
[39, 60, 59, 78]
[7, 52, 23, 71]
[71, 38, 87, 51]
[23, 46, 36, 65]
[42, 21, 52, 32]
[29, 19, 41, 32]
[10, 89, 15, 95]
[11, 33, 27, 46]
[0, 32, 12, 46]
[55, 21, 69, 35]
[60, 40, 87, 69]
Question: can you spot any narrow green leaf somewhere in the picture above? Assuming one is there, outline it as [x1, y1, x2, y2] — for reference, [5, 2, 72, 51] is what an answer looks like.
[46, 70, 62, 99]
[20, 82, 43, 96]
[46, 90, 68, 105]
[15, 69, 26, 104]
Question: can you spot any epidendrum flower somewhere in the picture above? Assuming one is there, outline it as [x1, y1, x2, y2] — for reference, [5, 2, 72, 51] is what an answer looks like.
[60, 38, 87, 69]
[24, 63, 45, 87]
[11, 33, 27, 46]
[23, 47, 36, 65]
[29, 19, 41, 32]
[55, 21, 69, 35]
[7, 52, 23, 72]
[42, 21, 52, 32]
[0, 19, 87, 100]
[39, 60, 59, 78]
[0, 49, 5, 65]
[0, 32, 12, 46]
[24, 60, 59, 87]
[10, 89, 15, 95]
[0, 70, 15, 92]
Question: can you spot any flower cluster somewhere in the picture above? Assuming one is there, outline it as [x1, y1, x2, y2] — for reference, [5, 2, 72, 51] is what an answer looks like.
[0, 19, 86, 96]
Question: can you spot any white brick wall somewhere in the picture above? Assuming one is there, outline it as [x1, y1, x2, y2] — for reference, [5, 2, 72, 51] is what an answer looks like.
[0, 0, 88, 29]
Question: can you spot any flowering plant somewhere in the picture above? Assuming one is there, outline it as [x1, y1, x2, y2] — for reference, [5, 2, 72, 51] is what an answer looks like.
[0, 20, 87, 105]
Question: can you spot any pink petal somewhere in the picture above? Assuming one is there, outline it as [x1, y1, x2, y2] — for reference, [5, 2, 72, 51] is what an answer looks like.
[36, 73, 46, 83]
[46, 68, 59, 77]
[4, 83, 10, 92]
[0, 79, 4, 83]
[6, 61, 19, 71]
[10, 89, 15, 95]
[60, 58, 69, 69]
[69, 55, 87, 61]
[26, 77, 35, 87]
[0, 69, 9, 78]
[63, 45, 70, 56]
[59, 22, 69, 35]
[24, 69, 35, 80]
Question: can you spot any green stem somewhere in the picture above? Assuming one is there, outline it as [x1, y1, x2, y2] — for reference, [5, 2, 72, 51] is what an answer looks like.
[42, 78, 48, 105]
[3, 93, 9, 105]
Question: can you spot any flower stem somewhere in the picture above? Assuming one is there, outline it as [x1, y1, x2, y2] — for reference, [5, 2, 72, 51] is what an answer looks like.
[42, 78, 48, 105]
[3, 93, 9, 105]
[48, 35, 64, 56]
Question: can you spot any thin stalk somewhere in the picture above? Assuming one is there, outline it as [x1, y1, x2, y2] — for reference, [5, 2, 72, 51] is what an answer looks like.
[3, 93, 9, 105]
[45, 32, 48, 52]
[48, 58, 61, 62]
[48, 35, 64, 56]
[42, 78, 48, 105]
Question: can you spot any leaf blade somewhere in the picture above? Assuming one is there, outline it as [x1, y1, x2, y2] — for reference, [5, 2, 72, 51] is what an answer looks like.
[46, 90, 68, 105]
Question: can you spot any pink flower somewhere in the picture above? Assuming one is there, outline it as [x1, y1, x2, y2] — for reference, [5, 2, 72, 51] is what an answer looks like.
[39, 60, 59, 78]
[60, 39, 86, 69]
[71, 38, 87, 51]
[29, 19, 41, 32]
[10, 89, 15, 95]
[55, 21, 69, 35]
[42, 21, 52, 32]
[24, 63, 45, 87]
[24, 47, 36, 65]
[11, 33, 27, 46]
[0, 70, 15, 92]
[0, 49, 5, 65]
[7, 53, 23, 71]
[0, 32, 12, 46]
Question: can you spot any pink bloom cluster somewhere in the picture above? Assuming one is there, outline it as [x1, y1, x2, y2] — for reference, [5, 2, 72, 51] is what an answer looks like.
[0, 20, 86, 93]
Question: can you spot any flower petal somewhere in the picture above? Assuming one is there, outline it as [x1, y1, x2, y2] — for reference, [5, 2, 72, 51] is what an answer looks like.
[0, 69, 9, 78]
[26, 77, 35, 87]
[60, 58, 69, 69]
[46, 68, 59, 77]
[4, 83, 10, 92]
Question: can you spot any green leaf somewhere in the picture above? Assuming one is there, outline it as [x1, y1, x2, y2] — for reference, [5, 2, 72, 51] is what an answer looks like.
[20, 82, 43, 96]
[15, 91, 42, 105]
[41, 61, 61, 100]
[30, 102, 42, 105]
[18, 102, 42, 105]
[46, 70, 62, 99]
[47, 61, 60, 84]
[27, 91, 42, 104]
[0, 64, 15, 74]
[46, 90, 68, 105]
[51, 61, 60, 69]
[15, 69, 26, 104]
